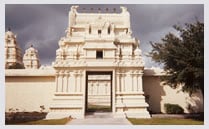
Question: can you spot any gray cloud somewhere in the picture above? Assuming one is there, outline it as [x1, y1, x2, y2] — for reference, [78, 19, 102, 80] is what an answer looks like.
[5, 4, 204, 67]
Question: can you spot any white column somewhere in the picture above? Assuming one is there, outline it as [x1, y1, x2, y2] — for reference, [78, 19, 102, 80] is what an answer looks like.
[55, 72, 59, 92]
[121, 74, 124, 92]
[61, 73, 65, 92]
[75, 75, 77, 92]
[126, 74, 132, 92]
[81, 72, 84, 92]
[57, 72, 63, 92]
[116, 72, 120, 92]
[80, 74, 83, 92]
[131, 74, 134, 91]
[133, 75, 137, 91]
[82, 71, 86, 115]
[77, 75, 80, 92]
[62, 73, 67, 92]
[66, 72, 70, 92]
[123, 74, 125, 92]
[68, 72, 72, 92]
[96, 81, 99, 95]
[136, 75, 139, 92]
[138, 74, 143, 92]
[112, 69, 116, 113]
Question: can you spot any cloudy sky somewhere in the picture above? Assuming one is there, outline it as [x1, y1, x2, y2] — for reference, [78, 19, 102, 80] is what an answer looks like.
[5, 4, 204, 68]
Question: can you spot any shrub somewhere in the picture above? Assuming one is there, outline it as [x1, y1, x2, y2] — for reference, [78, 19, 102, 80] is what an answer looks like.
[7, 63, 24, 69]
[164, 103, 184, 114]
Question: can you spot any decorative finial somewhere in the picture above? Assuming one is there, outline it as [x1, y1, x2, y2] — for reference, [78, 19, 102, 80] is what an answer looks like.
[106, 8, 108, 12]
[71, 6, 79, 13]
[91, 8, 93, 11]
[31, 44, 33, 47]
[113, 8, 116, 12]
[120, 6, 128, 13]
[8, 27, 11, 31]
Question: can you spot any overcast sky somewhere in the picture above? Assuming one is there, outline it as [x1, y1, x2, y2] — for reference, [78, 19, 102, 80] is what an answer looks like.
[5, 4, 204, 68]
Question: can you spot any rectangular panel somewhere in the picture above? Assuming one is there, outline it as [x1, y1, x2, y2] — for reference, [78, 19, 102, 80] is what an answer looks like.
[88, 75, 111, 80]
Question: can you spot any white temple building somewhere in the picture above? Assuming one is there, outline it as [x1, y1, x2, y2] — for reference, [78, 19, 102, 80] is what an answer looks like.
[23, 45, 40, 69]
[5, 28, 23, 69]
[5, 6, 203, 119]
[47, 5, 150, 119]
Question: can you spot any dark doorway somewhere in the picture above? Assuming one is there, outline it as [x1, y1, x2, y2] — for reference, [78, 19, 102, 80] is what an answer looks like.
[85, 71, 112, 113]
[96, 51, 103, 59]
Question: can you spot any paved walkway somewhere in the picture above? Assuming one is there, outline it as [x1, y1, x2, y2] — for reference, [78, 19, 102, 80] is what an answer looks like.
[66, 112, 132, 125]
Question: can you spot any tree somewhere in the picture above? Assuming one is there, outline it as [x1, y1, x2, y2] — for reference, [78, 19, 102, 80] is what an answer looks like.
[7, 62, 24, 69]
[149, 21, 204, 96]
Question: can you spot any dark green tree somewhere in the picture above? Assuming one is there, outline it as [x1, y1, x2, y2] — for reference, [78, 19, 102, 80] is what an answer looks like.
[149, 21, 204, 96]
[7, 62, 24, 69]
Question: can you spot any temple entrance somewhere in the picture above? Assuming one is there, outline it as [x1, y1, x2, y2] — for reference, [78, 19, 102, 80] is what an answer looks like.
[85, 71, 112, 113]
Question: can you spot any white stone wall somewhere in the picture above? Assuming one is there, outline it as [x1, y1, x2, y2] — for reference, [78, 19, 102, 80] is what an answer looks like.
[5, 69, 55, 112]
[6, 76, 55, 112]
[5, 68, 204, 114]
[143, 69, 204, 113]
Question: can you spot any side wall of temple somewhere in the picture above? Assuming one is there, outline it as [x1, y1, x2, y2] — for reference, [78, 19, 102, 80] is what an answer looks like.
[5, 69, 203, 114]
[5, 69, 55, 112]
[143, 69, 203, 113]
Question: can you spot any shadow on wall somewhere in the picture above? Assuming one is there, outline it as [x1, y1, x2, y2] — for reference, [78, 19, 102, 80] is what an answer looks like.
[143, 69, 204, 114]
[143, 69, 166, 114]
[186, 92, 204, 113]
[6, 76, 55, 83]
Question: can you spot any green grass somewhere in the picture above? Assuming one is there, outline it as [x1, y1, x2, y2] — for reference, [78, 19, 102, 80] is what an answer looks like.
[9, 118, 70, 125]
[128, 118, 204, 125]
[87, 104, 111, 112]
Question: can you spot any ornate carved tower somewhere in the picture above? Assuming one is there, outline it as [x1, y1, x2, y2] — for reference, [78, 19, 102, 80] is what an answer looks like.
[23, 45, 41, 69]
[47, 6, 150, 119]
[5, 29, 23, 69]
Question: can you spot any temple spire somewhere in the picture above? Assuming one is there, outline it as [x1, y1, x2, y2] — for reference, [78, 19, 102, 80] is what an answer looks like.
[8, 27, 11, 31]
[23, 44, 40, 69]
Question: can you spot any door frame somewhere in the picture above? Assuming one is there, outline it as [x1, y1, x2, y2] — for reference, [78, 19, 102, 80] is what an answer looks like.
[85, 71, 113, 113]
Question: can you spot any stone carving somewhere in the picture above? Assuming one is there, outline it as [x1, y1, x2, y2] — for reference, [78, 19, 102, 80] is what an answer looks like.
[23, 45, 40, 69]
[5, 29, 23, 68]
[120, 6, 128, 13]
[47, 6, 150, 119]
[71, 5, 79, 13]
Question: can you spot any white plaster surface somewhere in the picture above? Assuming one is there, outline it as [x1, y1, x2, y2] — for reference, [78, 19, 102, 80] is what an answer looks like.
[4, 6, 203, 120]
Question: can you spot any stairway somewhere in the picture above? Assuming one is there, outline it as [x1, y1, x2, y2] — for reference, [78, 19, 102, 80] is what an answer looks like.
[85, 112, 113, 118]
[66, 112, 132, 125]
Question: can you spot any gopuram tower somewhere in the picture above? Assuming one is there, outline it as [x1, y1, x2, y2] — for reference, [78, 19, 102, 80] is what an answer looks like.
[47, 6, 150, 119]
[5, 29, 23, 69]
[23, 45, 41, 69]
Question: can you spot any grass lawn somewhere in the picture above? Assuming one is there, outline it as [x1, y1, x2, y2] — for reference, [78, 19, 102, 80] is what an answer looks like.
[128, 118, 204, 125]
[8, 117, 71, 125]
[87, 104, 111, 112]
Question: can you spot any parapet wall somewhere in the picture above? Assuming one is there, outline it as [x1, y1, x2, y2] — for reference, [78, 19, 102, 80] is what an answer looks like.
[5, 68, 203, 113]
[69, 6, 130, 28]
[5, 69, 55, 112]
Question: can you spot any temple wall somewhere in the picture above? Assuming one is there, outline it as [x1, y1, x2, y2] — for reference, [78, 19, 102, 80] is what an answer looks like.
[143, 69, 204, 113]
[5, 69, 55, 112]
[5, 69, 204, 114]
